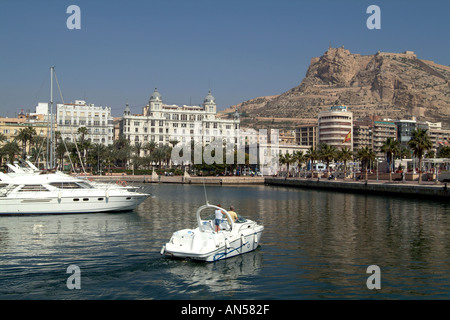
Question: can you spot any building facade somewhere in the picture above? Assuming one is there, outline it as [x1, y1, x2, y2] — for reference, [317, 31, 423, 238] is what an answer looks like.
[372, 120, 397, 157]
[120, 88, 240, 156]
[56, 100, 114, 146]
[318, 105, 353, 150]
[0, 114, 50, 144]
[295, 124, 318, 149]
[353, 121, 372, 153]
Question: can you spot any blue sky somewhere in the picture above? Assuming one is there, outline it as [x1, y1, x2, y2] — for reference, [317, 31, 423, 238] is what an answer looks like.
[0, 0, 449, 117]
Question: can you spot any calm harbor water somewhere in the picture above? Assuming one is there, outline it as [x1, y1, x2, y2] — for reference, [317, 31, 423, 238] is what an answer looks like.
[0, 184, 449, 300]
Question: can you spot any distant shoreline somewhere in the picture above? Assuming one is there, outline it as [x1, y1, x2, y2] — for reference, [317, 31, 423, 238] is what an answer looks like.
[85, 174, 449, 200]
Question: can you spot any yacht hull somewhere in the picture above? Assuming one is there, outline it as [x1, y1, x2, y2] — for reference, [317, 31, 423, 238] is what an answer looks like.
[162, 222, 264, 262]
[0, 191, 148, 215]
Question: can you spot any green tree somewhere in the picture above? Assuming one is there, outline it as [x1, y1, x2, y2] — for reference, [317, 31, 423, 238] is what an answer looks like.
[437, 146, 450, 158]
[357, 146, 375, 182]
[114, 135, 132, 168]
[305, 147, 319, 177]
[408, 128, 433, 184]
[293, 151, 306, 177]
[15, 126, 36, 158]
[0, 133, 7, 166]
[318, 143, 337, 176]
[279, 152, 294, 177]
[337, 147, 353, 180]
[2, 141, 21, 164]
[381, 137, 400, 182]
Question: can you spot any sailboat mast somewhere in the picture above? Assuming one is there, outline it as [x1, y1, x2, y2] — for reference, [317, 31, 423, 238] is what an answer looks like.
[49, 66, 54, 169]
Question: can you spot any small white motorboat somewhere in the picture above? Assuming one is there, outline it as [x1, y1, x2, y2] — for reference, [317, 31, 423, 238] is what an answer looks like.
[161, 203, 264, 262]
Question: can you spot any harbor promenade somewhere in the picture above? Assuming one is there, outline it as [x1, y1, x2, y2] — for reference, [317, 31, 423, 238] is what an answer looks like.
[88, 174, 265, 185]
[87, 174, 449, 200]
[265, 177, 449, 201]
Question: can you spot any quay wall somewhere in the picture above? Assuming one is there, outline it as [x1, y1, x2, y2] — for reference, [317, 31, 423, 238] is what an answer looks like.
[87, 175, 264, 185]
[265, 178, 449, 201]
[86, 175, 449, 200]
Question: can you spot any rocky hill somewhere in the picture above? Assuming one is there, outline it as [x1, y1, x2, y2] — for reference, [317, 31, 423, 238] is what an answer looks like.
[223, 47, 450, 129]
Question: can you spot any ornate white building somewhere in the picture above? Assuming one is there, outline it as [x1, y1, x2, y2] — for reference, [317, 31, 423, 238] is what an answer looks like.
[120, 88, 240, 156]
[56, 100, 114, 146]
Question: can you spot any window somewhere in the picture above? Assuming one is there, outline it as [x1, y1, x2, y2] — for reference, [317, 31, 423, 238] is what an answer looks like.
[18, 185, 49, 192]
[49, 182, 92, 189]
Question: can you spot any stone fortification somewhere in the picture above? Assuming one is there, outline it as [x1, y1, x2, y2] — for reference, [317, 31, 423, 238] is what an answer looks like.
[229, 47, 449, 128]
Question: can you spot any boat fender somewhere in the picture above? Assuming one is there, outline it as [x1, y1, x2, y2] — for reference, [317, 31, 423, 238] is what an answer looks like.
[58, 191, 62, 200]
[254, 233, 258, 244]
[160, 245, 165, 255]
[241, 234, 245, 244]
[105, 190, 109, 199]
[225, 238, 231, 249]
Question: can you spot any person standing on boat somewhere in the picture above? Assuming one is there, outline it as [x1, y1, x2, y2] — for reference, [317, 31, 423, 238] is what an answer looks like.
[215, 204, 225, 232]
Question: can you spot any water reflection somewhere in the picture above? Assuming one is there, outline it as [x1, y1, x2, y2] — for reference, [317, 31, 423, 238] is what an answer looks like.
[0, 184, 448, 299]
[163, 250, 263, 299]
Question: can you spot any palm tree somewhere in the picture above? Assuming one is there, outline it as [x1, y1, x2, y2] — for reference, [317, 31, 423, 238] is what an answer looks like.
[133, 141, 143, 157]
[408, 128, 433, 184]
[105, 144, 116, 174]
[357, 146, 375, 182]
[278, 153, 286, 176]
[337, 147, 353, 180]
[0, 133, 7, 166]
[293, 151, 306, 177]
[381, 137, 400, 182]
[318, 143, 337, 177]
[2, 141, 21, 164]
[77, 127, 90, 170]
[437, 146, 450, 158]
[279, 152, 294, 177]
[306, 147, 319, 177]
[77, 127, 88, 145]
[144, 141, 157, 153]
[15, 126, 36, 158]
[115, 136, 132, 168]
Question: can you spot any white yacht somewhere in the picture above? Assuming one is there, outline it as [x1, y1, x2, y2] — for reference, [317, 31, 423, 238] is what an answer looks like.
[161, 203, 264, 262]
[0, 161, 151, 215]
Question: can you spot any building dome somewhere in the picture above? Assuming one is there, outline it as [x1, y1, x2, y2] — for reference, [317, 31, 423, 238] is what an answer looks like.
[149, 88, 162, 102]
[203, 90, 215, 104]
[124, 103, 130, 115]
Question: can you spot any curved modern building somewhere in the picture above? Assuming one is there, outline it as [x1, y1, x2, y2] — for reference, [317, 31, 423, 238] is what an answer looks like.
[318, 105, 353, 150]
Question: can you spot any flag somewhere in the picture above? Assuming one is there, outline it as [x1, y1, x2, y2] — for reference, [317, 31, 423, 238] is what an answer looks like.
[343, 131, 351, 143]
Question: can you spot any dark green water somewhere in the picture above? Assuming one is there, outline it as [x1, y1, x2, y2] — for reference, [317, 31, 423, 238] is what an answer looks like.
[0, 184, 449, 299]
